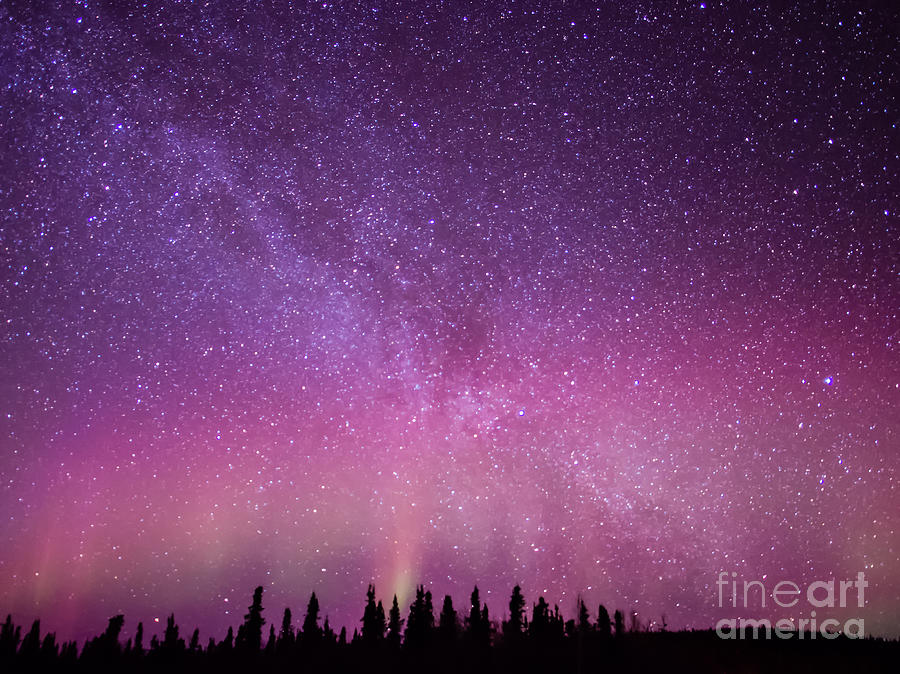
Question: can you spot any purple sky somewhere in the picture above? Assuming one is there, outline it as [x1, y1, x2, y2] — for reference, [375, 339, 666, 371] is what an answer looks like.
[1, 1, 897, 643]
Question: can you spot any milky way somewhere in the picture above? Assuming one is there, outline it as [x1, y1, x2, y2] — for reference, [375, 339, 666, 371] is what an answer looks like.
[1, 1, 897, 642]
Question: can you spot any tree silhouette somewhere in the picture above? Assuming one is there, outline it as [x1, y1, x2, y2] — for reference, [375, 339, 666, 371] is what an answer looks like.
[577, 599, 592, 635]
[425, 590, 435, 635]
[95, 615, 125, 661]
[18, 620, 41, 663]
[134, 621, 144, 655]
[40, 632, 58, 662]
[613, 609, 625, 637]
[438, 594, 458, 645]
[162, 614, 185, 655]
[361, 585, 385, 644]
[59, 640, 77, 667]
[0, 614, 21, 660]
[503, 585, 526, 642]
[387, 595, 403, 649]
[2, 581, 898, 673]
[220, 626, 234, 653]
[574, 598, 592, 674]
[240, 586, 265, 652]
[466, 585, 489, 648]
[376, 601, 386, 641]
[323, 616, 336, 644]
[597, 604, 612, 639]
[481, 604, 492, 647]
[302, 592, 322, 644]
[277, 607, 294, 653]
[405, 585, 435, 649]
[189, 628, 201, 653]
[551, 604, 565, 641]
[530, 597, 550, 644]
[464, 588, 492, 669]
[105, 615, 124, 646]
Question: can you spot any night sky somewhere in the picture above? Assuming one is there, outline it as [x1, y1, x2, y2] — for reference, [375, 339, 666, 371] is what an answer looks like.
[1, 1, 897, 643]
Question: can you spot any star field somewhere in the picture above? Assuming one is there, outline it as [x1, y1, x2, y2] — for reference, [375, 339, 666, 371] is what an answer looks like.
[1, 1, 897, 642]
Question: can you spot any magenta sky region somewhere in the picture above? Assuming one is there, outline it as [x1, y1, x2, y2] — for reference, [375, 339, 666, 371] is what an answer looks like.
[1, 1, 897, 644]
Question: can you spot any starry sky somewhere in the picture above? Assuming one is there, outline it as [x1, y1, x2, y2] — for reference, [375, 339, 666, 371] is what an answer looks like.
[1, 0, 898, 643]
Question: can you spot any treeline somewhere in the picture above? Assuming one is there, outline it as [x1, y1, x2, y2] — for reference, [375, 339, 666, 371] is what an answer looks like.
[1, 584, 897, 673]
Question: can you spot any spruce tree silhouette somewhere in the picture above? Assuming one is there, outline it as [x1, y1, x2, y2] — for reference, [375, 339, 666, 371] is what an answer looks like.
[1, 584, 900, 673]
[134, 621, 144, 655]
[376, 600, 387, 641]
[613, 609, 625, 637]
[424, 590, 435, 636]
[221, 625, 234, 653]
[551, 604, 565, 641]
[302, 591, 322, 645]
[240, 586, 265, 652]
[361, 584, 376, 641]
[465, 585, 493, 651]
[574, 599, 592, 674]
[277, 607, 294, 653]
[596, 604, 612, 639]
[59, 640, 78, 667]
[189, 627, 201, 653]
[162, 614, 185, 655]
[577, 599, 592, 635]
[438, 594, 458, 645]
[40, 632, 58, 662]
[405, 585, 431, 649]
[361, 584, 385, 644]
[467, 585, 483, 639]
[387, 595, 403, 649]
[0, 614, 21, 660]
[503, 585, 526, 642]
[323, 616, 336, 644]
[80, 620, 114, 670]
[18, 619, 40, 663]
[530, 596, 550, 644]
[96, 614, 125, 661]
[105, 615, 124, 645]
[464, 587, 491, 671]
